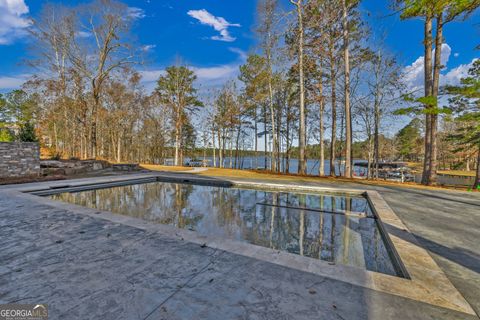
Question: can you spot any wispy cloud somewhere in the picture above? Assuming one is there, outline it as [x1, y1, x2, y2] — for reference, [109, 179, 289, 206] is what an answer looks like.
[139, 70, 164, 83]
[139, 65, 238, 93]
[228, 47, 247, 61]
[0, 0, 31, 45]
[127, 7, 146, 20]
[192, 65, 238, 81]
[139, 47, 247, 92]
[187, 9, 240, 42]
[76, 31, 91, 38]
[141, 44, 156, 52]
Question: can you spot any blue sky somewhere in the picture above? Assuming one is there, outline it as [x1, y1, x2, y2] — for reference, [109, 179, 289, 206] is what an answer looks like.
[0, 0, 479, 93]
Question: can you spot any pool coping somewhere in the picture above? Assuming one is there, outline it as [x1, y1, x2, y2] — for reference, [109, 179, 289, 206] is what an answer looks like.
[2, 172, 475, 315]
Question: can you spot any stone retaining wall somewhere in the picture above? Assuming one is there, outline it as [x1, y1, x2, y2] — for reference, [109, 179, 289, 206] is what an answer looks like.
[40, 159, 111, 176]
[0, 142, 40, 178]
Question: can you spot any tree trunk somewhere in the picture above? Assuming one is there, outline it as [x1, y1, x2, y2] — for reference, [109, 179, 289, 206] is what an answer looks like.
[430, 13, 444, 185]
[218, 128, 223, 168]
[203, 144, 207, 164]
[422, 13, 434, 185]
[367, 136, 373, 179]
[90, 112, 97, 159]
[91, 82, 101, 159]
[83, 126, 88, 159]
[229, 134, 233, 168]
[276, 106, 282, 171]
[268, 62, 278, 172]
[342, 0, 352, 179]
[53, 122, 59, 155]
[286, 104, 291, 174]
[319, 77, 325, 177]
[264, 106, 268, 169]
[340, 109, 345, 175]
[235, 124, 241, 169]
[221, 131, 226, 169]
[174, 123, 181, 166]
[329, 37, 337, 177]
[474, 147, 480, 189]
[293, 0, 307, 175]
[117, 133, 121, 163]
[254, 113, 258, 169]
[212, 127, 217, 167]
[80, 130, 84, 160]
[373, 89, 380, 179]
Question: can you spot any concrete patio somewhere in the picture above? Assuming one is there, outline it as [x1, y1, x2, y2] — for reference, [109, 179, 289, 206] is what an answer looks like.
[0, 172, 479, 319]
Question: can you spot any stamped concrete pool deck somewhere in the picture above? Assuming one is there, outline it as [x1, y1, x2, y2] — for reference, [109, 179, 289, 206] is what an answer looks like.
[0, 172, 479, 319]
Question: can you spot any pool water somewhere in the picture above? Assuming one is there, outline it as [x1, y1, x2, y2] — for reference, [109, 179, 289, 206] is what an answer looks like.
[49, 181, 399, 276]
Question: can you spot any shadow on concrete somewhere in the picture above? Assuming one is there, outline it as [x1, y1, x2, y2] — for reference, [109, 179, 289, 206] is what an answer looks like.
[387, 222, 480, 275]
[378, 185, 480, 208]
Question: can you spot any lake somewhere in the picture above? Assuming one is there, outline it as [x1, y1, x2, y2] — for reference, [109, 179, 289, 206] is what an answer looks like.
[176, 156, 369, 177]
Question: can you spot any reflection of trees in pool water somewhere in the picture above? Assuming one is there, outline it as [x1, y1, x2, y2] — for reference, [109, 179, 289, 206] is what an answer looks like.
[51, 182, 396, 275]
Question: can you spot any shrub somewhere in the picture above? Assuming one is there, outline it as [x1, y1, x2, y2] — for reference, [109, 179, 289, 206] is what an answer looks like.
[18, 121, 38, 142]
[0, 128, 14, 142]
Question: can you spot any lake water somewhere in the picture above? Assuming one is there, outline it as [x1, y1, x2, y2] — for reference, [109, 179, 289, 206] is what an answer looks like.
[176, 156, 369, 176]
[50, 180, 399, 276]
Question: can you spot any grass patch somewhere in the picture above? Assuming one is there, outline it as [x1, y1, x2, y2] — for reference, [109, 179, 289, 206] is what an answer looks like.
[140, 164, 196, 172]
[438, 170, 476, 177]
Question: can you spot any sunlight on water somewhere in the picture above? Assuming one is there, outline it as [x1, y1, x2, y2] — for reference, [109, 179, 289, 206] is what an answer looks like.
[50, 181, 399, 276]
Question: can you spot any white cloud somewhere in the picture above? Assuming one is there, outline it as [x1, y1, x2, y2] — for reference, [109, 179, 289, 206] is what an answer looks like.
[228, 47, 247, 61]
[0, 74, 29, 90]
[139, 65, 238, 91]
[0, 0, 31, 45]
[139, 70, 164, 93]
[139, 70, 164, 83]
[403, 55, 426, 92]
[127, 7, 146, 20]
[192, 65, 238, 80]
[441, 59, 477, 87]
[76, 31, 91, 38]
[187, 9, 240, 42]
[139, 48, 246, 92]
[402, 43, 478, 98]
[141, 44, 156, 52]
[402, 43, 453, 92]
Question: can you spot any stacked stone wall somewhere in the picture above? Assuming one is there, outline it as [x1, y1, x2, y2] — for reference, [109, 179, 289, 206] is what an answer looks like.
[0, 142, 40, 178]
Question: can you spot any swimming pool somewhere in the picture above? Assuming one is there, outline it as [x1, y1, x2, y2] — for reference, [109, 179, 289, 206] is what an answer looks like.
[46, 179, 403, 277]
